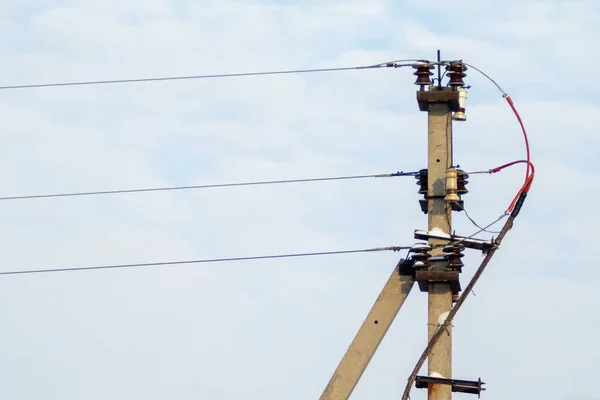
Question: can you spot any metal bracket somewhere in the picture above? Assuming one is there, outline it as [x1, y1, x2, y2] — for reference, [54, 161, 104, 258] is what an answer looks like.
[416, 88, 461, 112]
[414, 230, 494, 251]
[415, 376, 486, 397]
[415, 270, 461, 294]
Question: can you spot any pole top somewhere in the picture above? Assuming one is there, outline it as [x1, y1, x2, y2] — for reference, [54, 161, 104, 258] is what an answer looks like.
[416, 88, 461, 112]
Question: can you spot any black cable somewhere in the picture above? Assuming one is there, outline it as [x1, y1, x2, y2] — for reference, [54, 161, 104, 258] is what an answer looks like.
[0, 171, 417, 202]
[0, 246, 410, 277]
[456, 203, 501, 234]
[0, 61, 413, 91]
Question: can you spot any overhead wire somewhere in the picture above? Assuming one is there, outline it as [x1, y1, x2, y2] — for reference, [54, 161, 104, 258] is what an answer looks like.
[0, 170, 418, 202]
[463, 62, 507, 96]
[0, 55, 537, 399]
[458, 213, 507, 243]
[459, 159, 534, 233]
[506, 98, 532, 178]
[0, 245, 410, 277]
[455, 202, 501, 234]
[466, 160, 535, 175]
[0, 60, 419, 91]
[505, 97, 534, 212]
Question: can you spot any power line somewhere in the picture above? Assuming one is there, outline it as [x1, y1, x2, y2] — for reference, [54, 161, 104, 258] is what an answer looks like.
[0, 60, 417, 91]
[0, 171, 417, 202]
[463, 62, 507, 96]
[0, 246, 409, 277]
[462, 209, 501, 234]
[455, 203, 501, 234]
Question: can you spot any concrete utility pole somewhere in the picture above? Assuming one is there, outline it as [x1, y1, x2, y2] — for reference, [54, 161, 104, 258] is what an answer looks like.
[319, 269, 415, 400]
[425, 100, 453, 400]
[413, 58, 468, 400]
[319, 57, 477, 400]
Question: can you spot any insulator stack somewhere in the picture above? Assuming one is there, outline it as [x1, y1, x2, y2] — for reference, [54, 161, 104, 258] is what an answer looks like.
[415, 169, 428, 213]
[443, 244, 465, 272]
[416, 169, 428, 195]
[457, 169, 469, 195]
[419, 168, 470, 213]
[450, 168, 469, 211]
[445, 61, 467, 90]
[413, 61, 434, 90]
[410, 243, 432, 270]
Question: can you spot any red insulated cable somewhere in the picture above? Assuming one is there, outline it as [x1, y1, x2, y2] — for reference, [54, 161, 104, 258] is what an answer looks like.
[490, 160, 535, 174]
[505, 96, 532, 179]
[503, 96, 535, 212]
[489, 159, 535, 213]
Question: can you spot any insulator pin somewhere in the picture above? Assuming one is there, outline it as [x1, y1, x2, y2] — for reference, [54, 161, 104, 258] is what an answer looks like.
[443, 244, 465, 272]
[413, 61, 434, 90]
[410, 243, 432, 270]
[445, 61, 468, 90]
[416, 169, 428, 195]
[457, 169, 469, 195]
[415, 169, 428, 214]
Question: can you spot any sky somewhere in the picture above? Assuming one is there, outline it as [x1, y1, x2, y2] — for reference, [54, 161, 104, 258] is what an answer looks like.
[0, 1, 598, 399]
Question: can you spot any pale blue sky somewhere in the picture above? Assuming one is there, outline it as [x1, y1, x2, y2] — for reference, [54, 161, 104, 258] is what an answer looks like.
[0, 1, 598, 399]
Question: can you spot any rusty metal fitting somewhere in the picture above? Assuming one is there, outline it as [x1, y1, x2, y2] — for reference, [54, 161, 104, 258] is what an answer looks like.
[415, 376, 485, 396]
[413, 61, 434, 90]
[445, 61, 468, 90]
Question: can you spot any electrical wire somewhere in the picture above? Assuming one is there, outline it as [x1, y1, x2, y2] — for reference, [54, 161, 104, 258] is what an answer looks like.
[490, 160, 534, 174]
[466, 160, 535, 175]
[0, 171, 417, 202]
[463, 62, 507, 96]
[455, 203, 500, 234]
[446, 214, 507, 250]
[0, 246, 410, 277]
[506, 97, 531, 178]
[0, 60, 418, 91]
[464, 62, 535, 213]
[505, 97, 534, 212]
[462, 214, 506, 239]
[465, 159, 535, 213]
